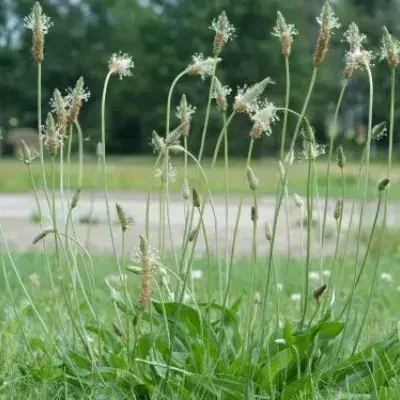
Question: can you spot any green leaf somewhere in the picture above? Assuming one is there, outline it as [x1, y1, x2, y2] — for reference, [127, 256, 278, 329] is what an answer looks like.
[137, 334, 154, 359]
[231, 294, 244, 313]
[23, 364, 63, 382]
[258, 349, 292, 392]
[285, 321, 296, 346]
[371, 386, 400, 400]
[318, 322, 344, 340]
[85, 325, 118, 348]
[187, 374, 246, 399]
[152, 301, 202, 333]
[63, 351, 92, 377]
[281, 376, 312, 399]
[28, 337, 49, 356]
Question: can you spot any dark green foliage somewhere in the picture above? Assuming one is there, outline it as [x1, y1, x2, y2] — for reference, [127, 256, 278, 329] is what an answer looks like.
[1, 0, 398, 157]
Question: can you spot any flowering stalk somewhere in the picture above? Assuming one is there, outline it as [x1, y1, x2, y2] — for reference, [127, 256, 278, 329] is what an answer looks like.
[245, 164, 259, 363]
[337, 182, 385, 356]
[101, 53, 134, 272]
[212, 111, 235, 166]
[353, 64, 374, 287]
[222, 111, 230, 293]
[321, 80, 348, 251]
[196, 57, 218, 165]
[219, 138, 255, 359]
[101, 71, 120, 268]
[300, 130, 315, 329]
[351, 198, 385, 354]
[259, 68, 318, 345]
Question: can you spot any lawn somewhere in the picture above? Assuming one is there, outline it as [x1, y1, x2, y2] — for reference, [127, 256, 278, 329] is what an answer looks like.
[1, 155, 399, 199]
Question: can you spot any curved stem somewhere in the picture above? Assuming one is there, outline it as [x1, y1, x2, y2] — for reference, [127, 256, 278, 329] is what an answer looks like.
[212, 111, 235, 167]
[219, 139, 255, 357]
[351, 194, 384, 354]
[321, 80, 348, 249]
[351, 66, 374, 312]
[197, 59, 218, 164]
[300, 155, 314, 329]
[260, 67, 319, 344]
[165, 71, 187, 137]
[101, 71, 120, 270]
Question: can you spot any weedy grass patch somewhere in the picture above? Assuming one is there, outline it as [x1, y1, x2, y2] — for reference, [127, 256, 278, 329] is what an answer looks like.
[1, 1, 400, 399]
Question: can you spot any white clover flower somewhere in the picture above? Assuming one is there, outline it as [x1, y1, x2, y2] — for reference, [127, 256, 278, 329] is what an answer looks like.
[276, 282, 283, 292]
[23, 7, 53, 35]
[380, 272, 393, 284]
[322, 270, 331, 277]
[154, 161, 177, 183]
[316, 5, 340, 31]
[191, 269, 203, 280]
[108, 52, 134, 79]
[308, 271, 321, 281]
[290, 293, 302, 302]
[249, 100, 279, 138]
[210, 11, 236, 54]
[233, 78, 274, 113]
[186, 53, 220, 80]
[274, 338, 286, 345]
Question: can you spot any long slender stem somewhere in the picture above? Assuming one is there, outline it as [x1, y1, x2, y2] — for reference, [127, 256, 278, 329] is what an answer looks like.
[351, 194, 384, 354]
[37, 64, 51, 213]
[280, 56, 291, 160]
[101, 71, 120, 270]
[354, 66, 374, 269]
[197, 59, 218, 165]
[300, 155, 314, 328]
[321, 80, 348, 248]
[219, 139, 255, 357]
[246, 193, 258, 353]
[260, 67, 319, 344]
[166, 71, 186, 137]
[388, 69, 395, 178]
[222, 111, 230, 292]
[212, 111, 235, 166]
[75, 120, 84, 188]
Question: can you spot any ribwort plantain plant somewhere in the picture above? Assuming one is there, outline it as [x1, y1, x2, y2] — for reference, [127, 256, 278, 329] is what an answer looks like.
[2, 1, 400, 399]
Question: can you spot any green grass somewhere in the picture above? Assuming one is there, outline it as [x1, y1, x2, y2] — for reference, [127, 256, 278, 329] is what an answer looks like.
[3, 249, 399, 350]
[2, 155, 399, 198]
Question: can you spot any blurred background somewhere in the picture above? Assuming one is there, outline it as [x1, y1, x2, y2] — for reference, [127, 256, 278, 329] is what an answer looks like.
[0, 0, 399, 159]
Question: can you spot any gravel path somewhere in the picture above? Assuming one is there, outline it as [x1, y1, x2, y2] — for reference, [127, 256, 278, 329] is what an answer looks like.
[0, 190, 397, 258]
